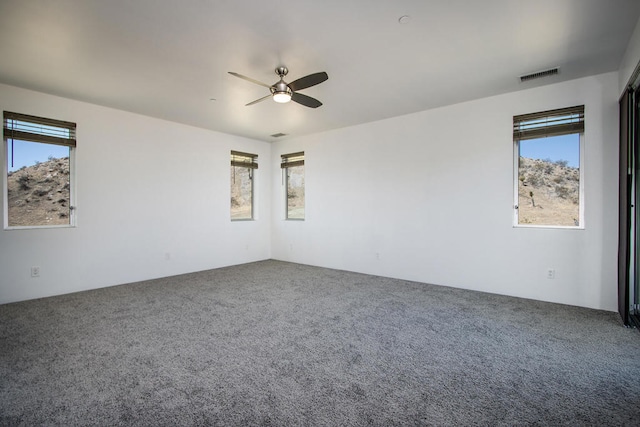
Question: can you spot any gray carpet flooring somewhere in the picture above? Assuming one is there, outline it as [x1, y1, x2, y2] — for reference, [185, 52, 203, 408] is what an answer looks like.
[1, 260, 640, 426]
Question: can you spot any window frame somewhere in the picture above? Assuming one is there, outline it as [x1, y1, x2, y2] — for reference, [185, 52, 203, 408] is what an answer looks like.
[3, 111, 77, 230]
[281, 151, 305, 221]
[230, 150, 258, 221]
[512, 105, 585, 229]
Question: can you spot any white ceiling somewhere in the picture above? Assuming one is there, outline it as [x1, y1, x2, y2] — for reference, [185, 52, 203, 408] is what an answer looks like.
[0, 0, 639, 142]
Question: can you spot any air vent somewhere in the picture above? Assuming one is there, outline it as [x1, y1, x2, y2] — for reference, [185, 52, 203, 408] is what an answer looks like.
[520, 67, 559, 82]
[270, 133, 287, 138]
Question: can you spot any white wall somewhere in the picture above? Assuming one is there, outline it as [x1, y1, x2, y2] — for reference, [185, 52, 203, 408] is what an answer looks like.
[619, 15, 640, 95]
[271, 72, 619, 311]
[0, 84, 271, 304]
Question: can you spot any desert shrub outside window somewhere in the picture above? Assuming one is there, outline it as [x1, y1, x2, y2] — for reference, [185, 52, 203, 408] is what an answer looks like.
[230, 150, 257, 220]
[281, 152, 304, 220]
[3, 111, 76, 229]
[513, 105, 584, 228]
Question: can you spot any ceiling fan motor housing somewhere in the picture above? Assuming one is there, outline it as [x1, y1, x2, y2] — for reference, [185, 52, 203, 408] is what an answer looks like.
[272, 81, 291, 95]
[271, 80, 292, 102]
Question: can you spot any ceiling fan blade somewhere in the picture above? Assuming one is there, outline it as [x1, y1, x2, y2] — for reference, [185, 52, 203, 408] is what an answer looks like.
[288, 72, 328, 91]
[245, 94, 272, 106]
[291, 92, 322, 108]
[228, 72, 272, 88]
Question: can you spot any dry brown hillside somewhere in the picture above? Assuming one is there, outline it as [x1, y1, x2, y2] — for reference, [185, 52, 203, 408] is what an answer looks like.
[7, 157, 71, 226]
[517, 157, 579, 226]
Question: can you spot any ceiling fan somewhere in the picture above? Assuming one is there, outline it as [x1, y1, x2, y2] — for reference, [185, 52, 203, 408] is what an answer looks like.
[228, 66, 328, 108]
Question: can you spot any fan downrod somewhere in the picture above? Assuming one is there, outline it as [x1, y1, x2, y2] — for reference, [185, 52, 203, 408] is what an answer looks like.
[275, 66, 289, 78]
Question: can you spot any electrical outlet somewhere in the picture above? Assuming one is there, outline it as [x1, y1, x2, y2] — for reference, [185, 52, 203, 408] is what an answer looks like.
[31, 266, 40, 277]
[547, 269, 555, 279]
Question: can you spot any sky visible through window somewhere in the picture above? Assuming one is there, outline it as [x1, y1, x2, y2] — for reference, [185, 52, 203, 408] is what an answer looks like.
[519, 133, 579, 168]
[7, 139, 70, 172]
[5, 119, 72, 172]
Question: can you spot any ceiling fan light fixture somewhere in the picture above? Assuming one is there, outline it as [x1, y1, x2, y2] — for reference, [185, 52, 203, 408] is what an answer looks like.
[273, 91, 292, 103]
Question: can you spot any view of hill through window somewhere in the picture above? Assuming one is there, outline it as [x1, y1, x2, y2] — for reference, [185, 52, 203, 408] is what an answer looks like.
[6, 140, 71, 226]
[286, 165, 305, 220]
[517, 134, 580, 226]
[230, 166, 253, 220]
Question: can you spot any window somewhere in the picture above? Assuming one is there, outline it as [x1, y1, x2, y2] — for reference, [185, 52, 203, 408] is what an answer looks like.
[3, 111, 76, 228]
[230, 150, 257, 220]
[281, 152, 305, 220]
[513, 105, 584, 228]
